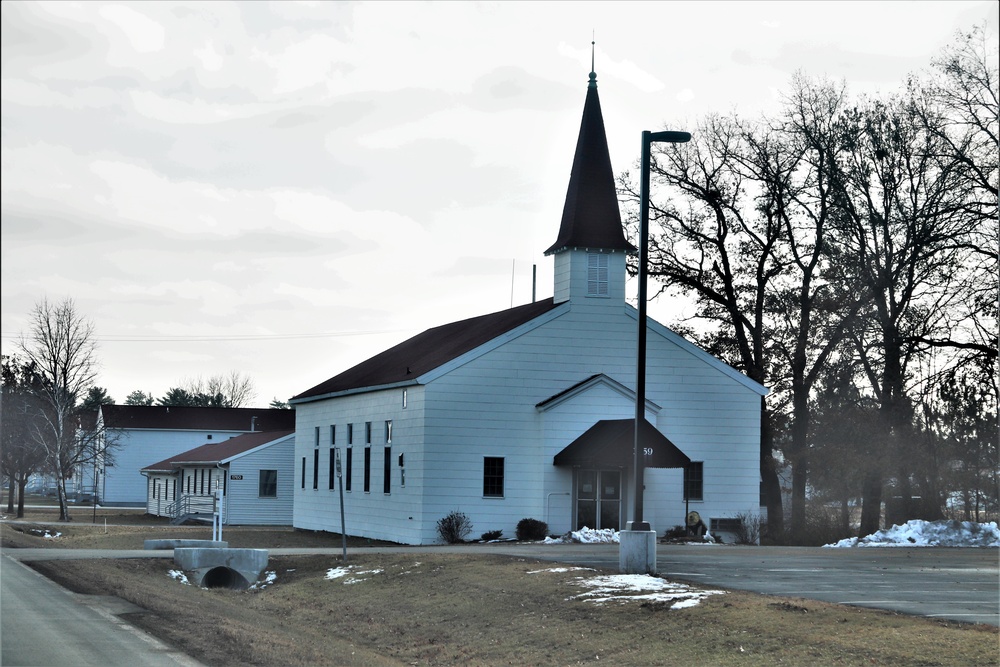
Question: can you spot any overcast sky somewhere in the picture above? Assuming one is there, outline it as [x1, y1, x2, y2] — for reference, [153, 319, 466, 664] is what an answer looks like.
[2, 1, 995, 407]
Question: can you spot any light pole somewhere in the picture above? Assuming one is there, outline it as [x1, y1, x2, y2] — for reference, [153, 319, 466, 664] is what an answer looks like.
[630, 129, 690, 531]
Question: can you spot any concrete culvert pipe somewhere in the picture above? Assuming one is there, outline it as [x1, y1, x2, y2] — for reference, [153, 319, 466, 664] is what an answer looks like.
[202, 566, 251, 590]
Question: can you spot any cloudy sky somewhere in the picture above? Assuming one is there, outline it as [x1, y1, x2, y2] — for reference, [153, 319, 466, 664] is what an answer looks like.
[2, 1, 995, 407]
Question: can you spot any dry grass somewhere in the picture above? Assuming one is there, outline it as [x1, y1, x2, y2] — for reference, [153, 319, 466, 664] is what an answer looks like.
[3, 508, 997, 666]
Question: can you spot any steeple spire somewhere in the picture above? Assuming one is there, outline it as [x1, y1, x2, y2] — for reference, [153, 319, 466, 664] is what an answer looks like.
[545, 48, 633, 256]
[589, 38, 597, 89]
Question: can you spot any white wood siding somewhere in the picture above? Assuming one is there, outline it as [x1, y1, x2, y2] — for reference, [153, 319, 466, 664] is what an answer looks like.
[225, 435, 295, 525]
[292, 296, 762, 545]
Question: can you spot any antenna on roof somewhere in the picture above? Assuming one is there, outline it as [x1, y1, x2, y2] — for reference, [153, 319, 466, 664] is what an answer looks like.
[589, 34, 596, 89]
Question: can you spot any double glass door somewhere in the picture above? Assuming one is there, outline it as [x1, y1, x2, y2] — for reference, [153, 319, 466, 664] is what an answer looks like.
[575, 469, 621, 531]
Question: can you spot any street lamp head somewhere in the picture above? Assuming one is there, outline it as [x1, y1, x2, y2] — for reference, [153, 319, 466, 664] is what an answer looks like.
[646, 130, 692, 144]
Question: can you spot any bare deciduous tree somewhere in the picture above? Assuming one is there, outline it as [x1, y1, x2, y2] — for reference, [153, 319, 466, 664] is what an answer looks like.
[17, 297, 101, 521]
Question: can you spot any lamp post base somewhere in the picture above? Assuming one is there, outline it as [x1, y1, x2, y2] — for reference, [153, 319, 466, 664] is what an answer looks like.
[619, 523, 657, 574]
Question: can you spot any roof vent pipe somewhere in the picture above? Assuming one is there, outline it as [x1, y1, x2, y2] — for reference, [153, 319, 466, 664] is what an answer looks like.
[532, 264, 537, 303]
[251, 416, 257, 432]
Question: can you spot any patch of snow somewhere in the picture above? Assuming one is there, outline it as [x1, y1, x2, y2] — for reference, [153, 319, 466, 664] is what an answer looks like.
[526, 567, 596, 574]
[251, 571, 277, 589]
[168, 569, 190, 585]
[824, 520, 1000, 548]
[42, 531, 61, 539]
[325, 565, 384, 585]
[544, 527, 620, 544]
[570, 573, 725, 609]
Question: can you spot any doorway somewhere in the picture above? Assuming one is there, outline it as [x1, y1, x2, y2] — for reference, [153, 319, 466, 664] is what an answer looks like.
[575, 469, 621, 531]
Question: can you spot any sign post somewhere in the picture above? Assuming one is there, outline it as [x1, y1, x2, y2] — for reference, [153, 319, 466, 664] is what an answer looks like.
[335, 449, 347, 562]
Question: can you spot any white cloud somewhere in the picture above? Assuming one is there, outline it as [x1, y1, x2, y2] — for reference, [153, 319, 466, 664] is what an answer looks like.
[98, 4, 166, 53]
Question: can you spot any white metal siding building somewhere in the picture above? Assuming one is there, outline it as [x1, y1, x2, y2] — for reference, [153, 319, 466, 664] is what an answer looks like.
[290, 69, 766, 545]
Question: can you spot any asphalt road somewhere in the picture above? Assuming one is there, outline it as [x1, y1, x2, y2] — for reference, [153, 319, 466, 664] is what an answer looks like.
[0, 554, 203, 667]
[1, 541, 996, 666]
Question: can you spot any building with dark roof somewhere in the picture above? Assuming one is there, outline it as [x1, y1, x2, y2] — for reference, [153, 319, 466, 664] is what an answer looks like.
[96, 405, 295, 505]
[141, 430, 295, 525]
[289, 67, 766, 545]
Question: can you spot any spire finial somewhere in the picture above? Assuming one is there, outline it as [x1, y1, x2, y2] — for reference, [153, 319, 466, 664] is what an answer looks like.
[588, 35, 597, 89]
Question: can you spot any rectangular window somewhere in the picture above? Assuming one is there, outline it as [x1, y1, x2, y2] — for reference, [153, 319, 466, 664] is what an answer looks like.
[364, 447, 371, 493]
[402, 388, 408, 408]
[259, 470, 277, 498]
[385, 420, 392, 444]
[684, 462, 704, 501]
[314, 426, 320, 448]
[330, 424, 336, 445]
[345, 448, 353, 491]
[313, 449, 319, 489]
[329, 448, 336, 490]
[348, 423, 353, 444]
[483, 457, 504, 497]
[383, 446, 391, 494]
[365, 421, 372, 444]
[301, 457, 306, 489]
[587, 253, 609, 296]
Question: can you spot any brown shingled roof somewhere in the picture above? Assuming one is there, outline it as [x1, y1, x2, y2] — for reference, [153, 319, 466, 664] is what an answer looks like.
[101, 405, 295, 431]
[293, 298, 560, 401]
[141, 430, 294, 472]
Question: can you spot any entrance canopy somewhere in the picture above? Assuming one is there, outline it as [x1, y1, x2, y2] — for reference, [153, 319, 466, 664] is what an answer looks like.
[553, 419, 690, 469]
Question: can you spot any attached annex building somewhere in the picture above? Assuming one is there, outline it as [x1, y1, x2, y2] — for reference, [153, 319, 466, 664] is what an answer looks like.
[96, 405, 295, 506]
[289, 68, 767, 545]
[141, 430, 295, 525]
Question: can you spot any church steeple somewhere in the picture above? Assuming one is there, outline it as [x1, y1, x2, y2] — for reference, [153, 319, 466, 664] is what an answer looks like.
[545, 51, 633, 257]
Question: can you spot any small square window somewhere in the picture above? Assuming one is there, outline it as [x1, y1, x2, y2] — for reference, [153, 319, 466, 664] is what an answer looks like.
[259, 470, 278, 498]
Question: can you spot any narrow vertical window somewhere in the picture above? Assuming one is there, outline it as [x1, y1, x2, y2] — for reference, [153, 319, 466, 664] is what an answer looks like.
[314, 426, 320, 448]
[402, 388, 408, 408]
[365, 421, 372, 444]
[587, 253, 609, 296]
[383, 446, 392, 494]
[301, 457, 306, 489]
[684, 462, 704, 501]
[364, 447, 371, 493]
[348, 423, 354, 444]
[345, 448, 353, 491]
[483, 457, 505, 497]
[385, 420, 392, 444]
[330, 424, 336, 445]
[313, 449, 319, 489]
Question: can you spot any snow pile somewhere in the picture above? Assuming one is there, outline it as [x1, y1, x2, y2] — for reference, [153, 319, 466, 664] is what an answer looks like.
[168, 569, 190, 585]
[543, 527, 620, 544]
[251, 571, 277, 589]
[529, 568, 724, 608]
[824, 520, 1000, 548]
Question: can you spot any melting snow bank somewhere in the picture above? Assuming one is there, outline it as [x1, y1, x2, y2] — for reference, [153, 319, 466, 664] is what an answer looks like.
[544, 527, 619, 544]
[529, 568, 724, 608]
[824, 519, 1000, 548]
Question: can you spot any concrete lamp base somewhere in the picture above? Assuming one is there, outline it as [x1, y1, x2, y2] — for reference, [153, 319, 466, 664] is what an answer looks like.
[619, 522, 657, 574]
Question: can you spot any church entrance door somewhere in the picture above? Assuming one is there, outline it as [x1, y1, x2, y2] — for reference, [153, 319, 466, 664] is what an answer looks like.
[575, 469, 621, 531]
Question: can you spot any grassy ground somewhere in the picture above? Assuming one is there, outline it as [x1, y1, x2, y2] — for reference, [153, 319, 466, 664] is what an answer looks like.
[2, 508, 997, 666]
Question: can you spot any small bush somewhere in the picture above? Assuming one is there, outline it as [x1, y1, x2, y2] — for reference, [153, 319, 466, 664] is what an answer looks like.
[436, 511, 472, 544]
[663, 525, 687, 540]
[733, 510, 762, 545]
[515, 518, 549, 541]
[480, 529, 503, 541]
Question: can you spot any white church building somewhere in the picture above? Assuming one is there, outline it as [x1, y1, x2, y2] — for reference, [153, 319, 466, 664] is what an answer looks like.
[289, 68, 767, 545]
